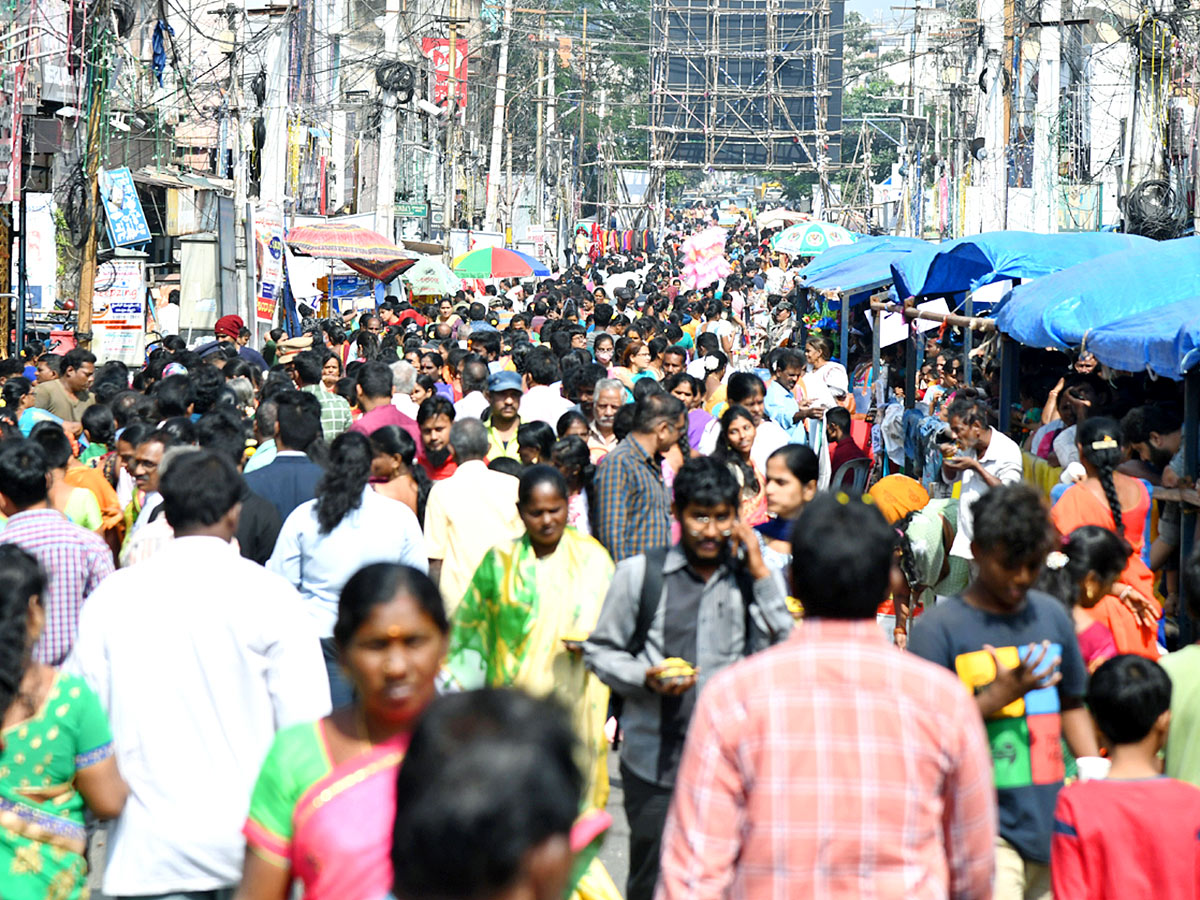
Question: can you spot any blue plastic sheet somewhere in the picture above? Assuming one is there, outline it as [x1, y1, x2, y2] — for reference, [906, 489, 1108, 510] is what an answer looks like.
[800, 235, 928, 284]
[889, 230, 1153, 299]
[1085, 297, 1200, 379]
[804, 250, 930, 300]
[994, 237, 1200, 350]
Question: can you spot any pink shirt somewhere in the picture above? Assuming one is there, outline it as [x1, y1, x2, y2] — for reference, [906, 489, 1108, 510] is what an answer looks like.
[657, 619, 996, 900]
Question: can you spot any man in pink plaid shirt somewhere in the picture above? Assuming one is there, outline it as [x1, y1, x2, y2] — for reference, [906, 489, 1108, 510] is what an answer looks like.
[657, 494, 996, 900]
[0, 438, 113, 665]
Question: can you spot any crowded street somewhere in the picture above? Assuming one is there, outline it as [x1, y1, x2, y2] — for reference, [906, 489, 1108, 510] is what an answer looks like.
[0, 208, 1198, 900]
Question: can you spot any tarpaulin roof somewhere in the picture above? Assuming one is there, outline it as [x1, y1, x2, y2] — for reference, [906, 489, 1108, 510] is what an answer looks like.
[800, 235, 926, 281]
[889, 230, 1153, 299]
[801, 236, 928, 298]
[1085, 298, 1200, 379]
[994, 237, 1200, 349]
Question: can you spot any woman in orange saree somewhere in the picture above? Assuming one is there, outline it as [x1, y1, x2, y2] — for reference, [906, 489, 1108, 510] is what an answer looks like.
[237, 564, 449, 900]
[1050, 417, 1160, 658]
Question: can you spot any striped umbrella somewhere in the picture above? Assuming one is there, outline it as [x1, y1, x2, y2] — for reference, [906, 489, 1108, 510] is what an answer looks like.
[451, 246, 536, 279]
[507, 248, 551, 277]
[771, 221, 858, 256]
[286, 222, 417, 283]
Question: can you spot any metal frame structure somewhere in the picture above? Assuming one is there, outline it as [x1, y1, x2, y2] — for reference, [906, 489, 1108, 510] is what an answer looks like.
[647, 0, 843, 171]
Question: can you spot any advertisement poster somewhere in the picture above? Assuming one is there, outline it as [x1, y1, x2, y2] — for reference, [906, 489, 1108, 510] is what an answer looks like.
[99, 167, 152, 247]
[92, 260, 146, 364]
[255, 211, 285, 322]
[25, 193, 57, 312]
[421, 38, 469, 109]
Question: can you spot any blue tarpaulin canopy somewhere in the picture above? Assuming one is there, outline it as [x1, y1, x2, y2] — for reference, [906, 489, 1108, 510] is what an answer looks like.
[994, 237, 1200, 349]
[801, 236, 928, 299]
[800, 235, 927, 284]
[889, 230, 1153, 299]
[1085, 298, 1200, 379]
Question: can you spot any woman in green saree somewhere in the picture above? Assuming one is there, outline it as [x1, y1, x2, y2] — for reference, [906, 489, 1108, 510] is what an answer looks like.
[446, 465, 620, 900]
[237, 564, 449, 900]
[0, 545, 127, 900]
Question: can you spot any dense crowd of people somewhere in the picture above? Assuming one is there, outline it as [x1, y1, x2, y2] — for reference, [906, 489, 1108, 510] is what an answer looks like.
[0, 216, 1197, 900]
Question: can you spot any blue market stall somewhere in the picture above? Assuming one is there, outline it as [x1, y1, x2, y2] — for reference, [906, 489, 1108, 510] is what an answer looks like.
[1085, 297, 1200, 380]
[799, 236, 931, 384]
[1084, 298, 1200, 644]
[889, 230, 1153, 300]
[993, 237, 1200, 350]
[887, 230, 1156, 432]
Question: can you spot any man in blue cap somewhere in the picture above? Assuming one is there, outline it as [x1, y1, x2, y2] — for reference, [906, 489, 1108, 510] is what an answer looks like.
[484, 370, 523, 462]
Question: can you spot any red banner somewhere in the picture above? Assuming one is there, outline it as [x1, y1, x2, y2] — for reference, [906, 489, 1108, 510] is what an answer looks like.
[422, 38, 468, 110]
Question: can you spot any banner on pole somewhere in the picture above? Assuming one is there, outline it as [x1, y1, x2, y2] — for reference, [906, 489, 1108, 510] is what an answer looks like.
[99, 168, 153, 247]
[254, 210, 285, 322]
[421, 38, 468, 110]
[92, 260, 147, 364]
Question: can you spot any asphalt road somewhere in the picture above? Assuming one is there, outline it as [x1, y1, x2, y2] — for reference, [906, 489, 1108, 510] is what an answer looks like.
[599, 751, 631, 894]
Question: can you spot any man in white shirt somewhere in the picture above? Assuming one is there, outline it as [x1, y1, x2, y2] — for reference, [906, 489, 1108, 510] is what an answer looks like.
[424, 418, 523, 614]
[157, 289, 181, 336]
[67, 451, 330, 899]
[518, 348, 573, 428]
[943, 395, 1024, 561]
[390, 360, 420, 419]
[454, 358, 491, 421]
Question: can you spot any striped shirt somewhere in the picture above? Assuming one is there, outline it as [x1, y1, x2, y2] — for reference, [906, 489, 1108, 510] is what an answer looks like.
[593, 435, 671, 562]
[300, 384, 353, 440]
[657, 619, 996, 900]
[1, 509, 114, 664]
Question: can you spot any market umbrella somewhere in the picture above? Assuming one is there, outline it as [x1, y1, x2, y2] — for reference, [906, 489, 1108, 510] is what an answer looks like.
[755, 208, 809, 231]
[401, 257, 462, 296]
[507, 248, 552, 277]
[285, 222, 418, 283]
[771, 221, 857, 256]
[452, 246, 537, 279]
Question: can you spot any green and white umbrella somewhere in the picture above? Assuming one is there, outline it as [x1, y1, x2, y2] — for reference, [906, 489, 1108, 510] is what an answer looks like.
[401, 257, 462, 296]
[771, 221, 858, 256]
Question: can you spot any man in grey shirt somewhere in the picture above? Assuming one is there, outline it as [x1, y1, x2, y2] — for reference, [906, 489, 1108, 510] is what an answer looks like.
[584, 457, 792, 900]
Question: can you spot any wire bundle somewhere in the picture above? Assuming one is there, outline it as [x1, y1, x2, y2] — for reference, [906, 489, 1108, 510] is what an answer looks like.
[375, 61, 416, 102]
[1124, 177, 1187, 240]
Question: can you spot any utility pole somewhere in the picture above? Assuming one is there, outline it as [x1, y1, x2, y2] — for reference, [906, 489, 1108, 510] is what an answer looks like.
[376, 0, 402, 242]
[505, 130, 514, 237]
[77, 70, 106, 346]
[1032, 0, 1061, 233]
[547, 40, 560, 261]
[535, 16, 546, 226]
[578, 7, 588, 208]
[443, 0, 460, 250]
[483, 0, 516, 231]
[977, 0, 1007, 232]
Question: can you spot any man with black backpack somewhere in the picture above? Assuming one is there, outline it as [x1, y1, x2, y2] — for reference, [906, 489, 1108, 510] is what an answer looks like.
[584, 457, 792, 900]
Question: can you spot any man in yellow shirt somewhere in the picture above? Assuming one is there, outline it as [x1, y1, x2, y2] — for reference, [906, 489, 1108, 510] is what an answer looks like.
[484, 371, 522, 462]
[424, 418, 523, 613]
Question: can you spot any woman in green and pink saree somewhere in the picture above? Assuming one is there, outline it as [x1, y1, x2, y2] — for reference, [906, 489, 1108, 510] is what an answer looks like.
[236, 563, 448, 900]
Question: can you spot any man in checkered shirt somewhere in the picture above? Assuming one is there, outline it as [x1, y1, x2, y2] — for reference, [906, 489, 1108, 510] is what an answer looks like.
[656, 494, 995, 900]
[0, 438, 113, 665]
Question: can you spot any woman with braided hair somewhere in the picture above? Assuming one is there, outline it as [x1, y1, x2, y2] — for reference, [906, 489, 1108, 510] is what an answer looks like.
[0, 544, 127, 897]
[1050, 416, 1161, 658]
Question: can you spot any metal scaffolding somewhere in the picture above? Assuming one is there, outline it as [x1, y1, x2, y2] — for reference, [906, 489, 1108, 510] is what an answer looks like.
[647, 0, 844, 172]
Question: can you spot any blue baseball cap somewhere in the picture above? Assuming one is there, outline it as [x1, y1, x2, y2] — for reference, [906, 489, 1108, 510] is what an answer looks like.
[487, 371, 523, 393]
